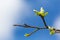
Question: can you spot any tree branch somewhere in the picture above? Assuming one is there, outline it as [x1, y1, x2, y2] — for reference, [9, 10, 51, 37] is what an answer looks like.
[14, 24, 47, 29]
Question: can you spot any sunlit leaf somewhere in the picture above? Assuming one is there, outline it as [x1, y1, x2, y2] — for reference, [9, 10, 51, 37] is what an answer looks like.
[24, 33, 30, 37]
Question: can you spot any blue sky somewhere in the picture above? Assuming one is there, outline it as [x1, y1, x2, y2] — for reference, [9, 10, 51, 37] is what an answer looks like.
[14, 0, 60, 40]
[0, 0, 60, 40]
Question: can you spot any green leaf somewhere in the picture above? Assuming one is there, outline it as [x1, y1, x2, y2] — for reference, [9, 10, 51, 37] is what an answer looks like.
[45, 12, 48, 16]
[24, 33, 30, 37]
[50, 30, 55, 35]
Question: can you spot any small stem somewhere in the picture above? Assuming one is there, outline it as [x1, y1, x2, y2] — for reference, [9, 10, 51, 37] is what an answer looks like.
[29, 29, 40, 35]
[29, 28, 48, 36]
[40, 16, 48, 28]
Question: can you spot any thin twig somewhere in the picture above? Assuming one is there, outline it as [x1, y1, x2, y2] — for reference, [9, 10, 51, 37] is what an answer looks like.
[14, 24, 48, 29]
[40, 16, 48, 28]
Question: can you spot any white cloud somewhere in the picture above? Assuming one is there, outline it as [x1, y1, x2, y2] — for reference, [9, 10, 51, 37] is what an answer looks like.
[53, 16, 60, 29]
[53, 15, 60, 40]
[0, 0, 30, 40]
